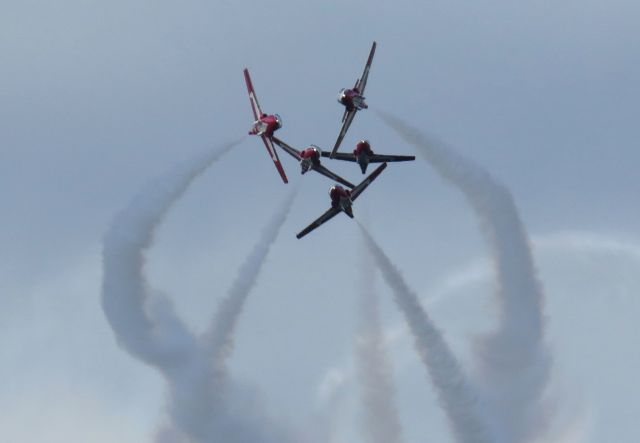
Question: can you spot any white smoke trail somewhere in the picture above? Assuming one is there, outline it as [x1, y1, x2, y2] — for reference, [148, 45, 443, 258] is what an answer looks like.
[102, 141, 238, 369]
[165, 190, 298, 443]
[101, 140, 296, 443]
[202, 188, 297, 369]
[355, 239, 405, 443]
[378, 112, 551, 442]
[360, 225, 492, 443]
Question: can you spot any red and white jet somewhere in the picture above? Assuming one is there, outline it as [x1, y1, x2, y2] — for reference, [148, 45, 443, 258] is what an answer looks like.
[271, 137, 355, 189]
[243, 68, 289, 184]
[296, 163, 387, 239]
[322, 139, 415, 174]
[331, 41, 377, 158]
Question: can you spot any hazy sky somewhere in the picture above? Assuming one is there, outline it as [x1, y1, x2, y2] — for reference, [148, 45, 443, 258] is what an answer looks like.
[2, 1, 640, 442]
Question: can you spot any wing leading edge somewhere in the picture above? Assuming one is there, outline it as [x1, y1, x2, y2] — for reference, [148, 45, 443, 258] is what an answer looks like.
[321, 151, 415, 164]
[320, 151, 358, 162]
[331, 109, 357, 158]
[355, 41, 376, 93]
[368, 153, 415, 163]
[243, 68, 262, 120]
[351, 162, 387, 201]
[261, 136, 288, 184]
[314, 164, 355, 189]
[296, 207, 341, 239]
[271, 137, 302, 161]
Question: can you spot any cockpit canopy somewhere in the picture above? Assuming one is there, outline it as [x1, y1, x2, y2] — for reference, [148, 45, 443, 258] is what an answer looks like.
[337, 88, 347, 103]
[274, 114, 283, 129]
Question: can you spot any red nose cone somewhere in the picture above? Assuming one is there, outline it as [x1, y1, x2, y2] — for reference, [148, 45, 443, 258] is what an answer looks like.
[354, 140, 372, 156]
[330, 185, 348, 202]
[301, 147, 320, 160]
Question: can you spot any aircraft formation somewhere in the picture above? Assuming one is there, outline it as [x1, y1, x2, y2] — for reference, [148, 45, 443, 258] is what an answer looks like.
[244, 42, 415, 239]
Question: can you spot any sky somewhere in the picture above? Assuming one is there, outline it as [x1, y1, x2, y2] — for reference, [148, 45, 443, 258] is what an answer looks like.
[1, 1, 640, 442]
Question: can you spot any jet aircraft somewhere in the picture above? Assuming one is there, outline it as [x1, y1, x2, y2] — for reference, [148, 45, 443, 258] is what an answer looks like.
[272, 137, 355, 189]
[322, 139, 415, 174]
[243, 68, 289, 183]
[331, 41, 377, 158]
[296, 163, 387, 239]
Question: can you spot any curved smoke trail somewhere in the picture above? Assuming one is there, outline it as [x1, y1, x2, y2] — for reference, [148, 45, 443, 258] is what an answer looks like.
[165, 190, 298, 443]
[102, 141, 238, 368]
[101, 140, 296, 443]
[360, 225, 491, 443]
[355, 240, 405, 443]
[378, 112, 551, 442]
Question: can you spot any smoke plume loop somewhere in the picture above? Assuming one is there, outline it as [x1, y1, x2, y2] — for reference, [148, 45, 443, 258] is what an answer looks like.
[377, 111, 552, 442]
[102, 140, 298, 443]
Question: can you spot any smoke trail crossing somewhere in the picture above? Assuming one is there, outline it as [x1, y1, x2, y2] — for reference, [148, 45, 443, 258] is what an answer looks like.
[360, 225, 491, 443]
[102, 141, 238, 368]
[355, 238, 405, 443]
[166, 190, 298, 443]
[379, 112, 551, 442]
[102, 140, 296, 443]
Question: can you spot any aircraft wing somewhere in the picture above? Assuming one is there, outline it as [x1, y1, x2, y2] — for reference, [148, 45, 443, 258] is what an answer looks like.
[320, 151, 357, 162]
[296, 206, 341, 239]
[330, 109, 357, 158]
[351, 162, 387, 201]
[341, 107, 349, 124]
[243, 68, 262, 120]
[272, 137, 302, 161]
[354, 41, 376, 93]
[369, 153, 415, 163]
[313, 164, 355, 189]
[261, 136, 288, 183]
